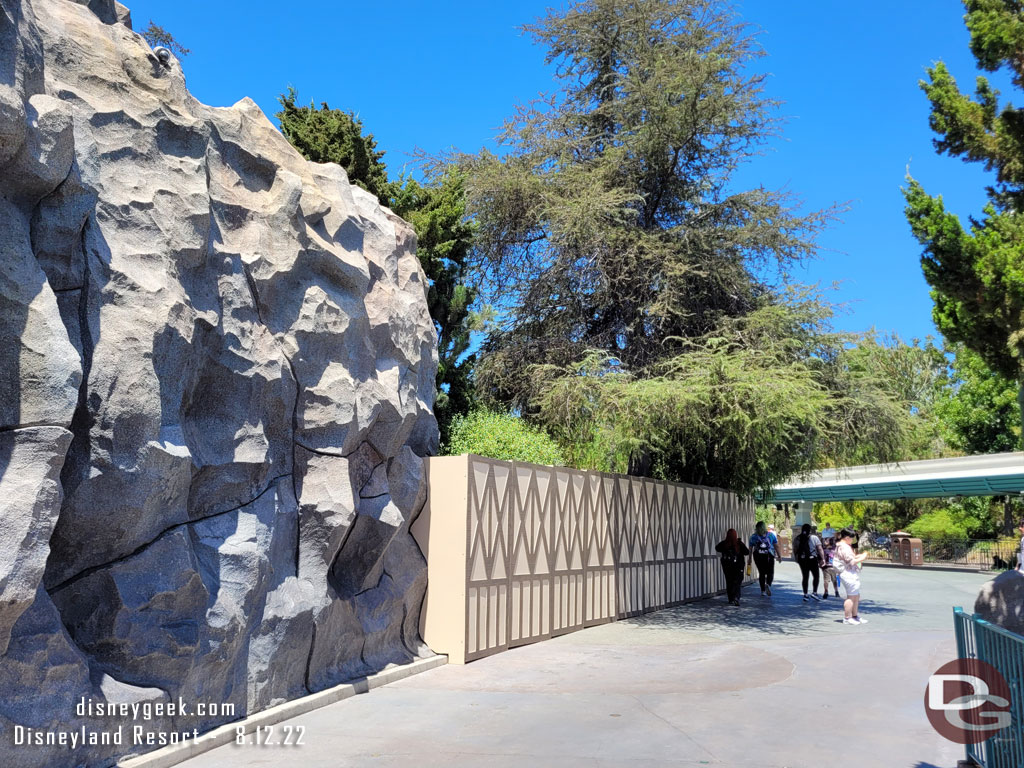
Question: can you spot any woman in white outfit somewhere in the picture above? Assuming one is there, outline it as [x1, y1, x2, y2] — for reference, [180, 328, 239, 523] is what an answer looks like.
[835, 528, 869, 625]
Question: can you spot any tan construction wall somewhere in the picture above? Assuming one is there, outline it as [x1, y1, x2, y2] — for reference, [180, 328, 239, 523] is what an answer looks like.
[412, 455, 755, 664]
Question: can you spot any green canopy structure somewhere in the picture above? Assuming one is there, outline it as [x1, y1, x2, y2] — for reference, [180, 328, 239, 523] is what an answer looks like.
[765, 452, 1024, 503]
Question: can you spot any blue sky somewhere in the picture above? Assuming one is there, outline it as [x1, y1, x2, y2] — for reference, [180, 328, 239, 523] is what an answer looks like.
[124, 0, 1009, 344]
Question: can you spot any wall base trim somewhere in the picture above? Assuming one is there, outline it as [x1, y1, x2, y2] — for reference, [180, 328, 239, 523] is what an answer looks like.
[117, 654, 448, 768]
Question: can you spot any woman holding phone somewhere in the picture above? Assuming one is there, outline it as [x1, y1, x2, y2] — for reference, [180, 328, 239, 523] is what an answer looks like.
[834, 527, 869, 625]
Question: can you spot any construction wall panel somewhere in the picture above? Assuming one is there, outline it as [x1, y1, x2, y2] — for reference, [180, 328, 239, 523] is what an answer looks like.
[416, 455, 756, 663]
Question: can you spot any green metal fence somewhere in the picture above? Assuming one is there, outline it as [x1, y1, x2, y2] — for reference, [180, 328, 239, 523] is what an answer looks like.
[953, 607, 1024, 767]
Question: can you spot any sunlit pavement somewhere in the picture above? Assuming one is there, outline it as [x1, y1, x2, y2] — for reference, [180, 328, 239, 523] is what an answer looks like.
[181, 562, 992, 768]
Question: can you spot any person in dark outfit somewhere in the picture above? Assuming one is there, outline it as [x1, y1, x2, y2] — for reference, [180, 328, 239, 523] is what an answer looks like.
[716, 528, 750, 606]
[794, 523, 825, 601]
[748, 521, 781, 596]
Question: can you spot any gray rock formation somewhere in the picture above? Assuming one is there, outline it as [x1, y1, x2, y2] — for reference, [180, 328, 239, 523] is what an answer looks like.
[974, 569, 1024, 637]
[0, 0, 438, 765]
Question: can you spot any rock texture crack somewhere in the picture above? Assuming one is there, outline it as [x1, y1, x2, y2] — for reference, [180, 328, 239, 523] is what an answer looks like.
[0, 1, 439, 765]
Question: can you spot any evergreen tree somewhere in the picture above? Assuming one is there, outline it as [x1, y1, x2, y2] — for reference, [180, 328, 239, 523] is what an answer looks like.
[938, 344, 1022, 454]
[143, 21, 190, 58]
[842, 334, 952, 460]
[450, 0, 909, 494]
[460, 0, 830, 388]
[393, 173, 482, 444]
[904, 0, 1024, 425]
[276, 89, 393, 205]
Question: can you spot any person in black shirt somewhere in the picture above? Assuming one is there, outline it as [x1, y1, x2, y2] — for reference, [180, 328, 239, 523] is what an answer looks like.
[794, 523, 825, 601]
[716, 528, 750, 606]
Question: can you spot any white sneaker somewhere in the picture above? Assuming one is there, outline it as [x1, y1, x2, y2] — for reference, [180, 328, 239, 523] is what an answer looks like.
[843, 618, 857, 625]
[853, 617, 868, 624]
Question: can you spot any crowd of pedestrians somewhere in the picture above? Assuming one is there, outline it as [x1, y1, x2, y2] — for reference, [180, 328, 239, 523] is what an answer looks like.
[715, 520, 870, 624]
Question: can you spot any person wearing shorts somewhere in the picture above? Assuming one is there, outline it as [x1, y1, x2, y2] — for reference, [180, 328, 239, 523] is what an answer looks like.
[835, 527, 868, 625]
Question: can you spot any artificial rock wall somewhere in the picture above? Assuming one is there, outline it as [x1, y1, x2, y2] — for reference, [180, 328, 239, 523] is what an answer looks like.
[0, 0, 439, 765]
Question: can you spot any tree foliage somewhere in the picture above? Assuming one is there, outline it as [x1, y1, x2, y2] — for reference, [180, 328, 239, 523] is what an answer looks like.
[392, 173, 482, 443]
[451, 0, 918, 495]
[528, 293, 941, 494]
[904, 0, 1024, 421]
[841, 333, 951, 460]
[814, 495, 1017, 539]
[444, 410, 565, 465]
[907, 504, 988, 542]
[277, 89, 392, 204]
[814, 501, 869, 533]
[938, 344, 1022, 453]
[142, 21, 190, 58]
[459, 0, 831, 380]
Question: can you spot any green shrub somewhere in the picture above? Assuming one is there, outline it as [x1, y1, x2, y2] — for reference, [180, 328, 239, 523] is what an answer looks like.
[907, 509, 972, 542]
[755, 505, 786, 529]
[814, 501, 866, 532]
[444, 410, 566, 466]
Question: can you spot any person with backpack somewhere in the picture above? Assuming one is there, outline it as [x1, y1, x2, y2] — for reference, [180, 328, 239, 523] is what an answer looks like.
[794, 523, 825, 601]
[834, 527, 869, 624]
[715, 528, 750, 606]
[748, 521, 781, 596]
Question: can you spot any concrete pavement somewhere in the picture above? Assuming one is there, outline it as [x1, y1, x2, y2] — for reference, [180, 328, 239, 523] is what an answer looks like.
[179, 562, 992, 768]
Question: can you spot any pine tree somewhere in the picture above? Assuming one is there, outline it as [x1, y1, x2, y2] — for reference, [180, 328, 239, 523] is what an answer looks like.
[939, 345, 1022, 454]
[393, 173, 481, 445]
[448, 0, 914, 494]
[460, 0, 831, 397]
[142, 21, 190, 58]
[276, 89, 393, 205]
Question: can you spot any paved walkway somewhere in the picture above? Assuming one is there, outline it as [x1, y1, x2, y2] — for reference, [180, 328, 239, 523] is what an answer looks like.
[182, 563, 992, 768]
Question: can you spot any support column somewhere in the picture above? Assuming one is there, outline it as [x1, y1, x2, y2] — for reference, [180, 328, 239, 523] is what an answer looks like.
[790, 501, 813, 543]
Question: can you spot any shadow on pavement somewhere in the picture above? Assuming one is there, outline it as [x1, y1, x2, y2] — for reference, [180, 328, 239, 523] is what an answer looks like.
[624, 576, 908, 637]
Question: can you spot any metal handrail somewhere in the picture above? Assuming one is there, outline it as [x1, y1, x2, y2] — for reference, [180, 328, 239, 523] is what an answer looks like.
[952, 607, 1024, 767]
[866, 539, 1020, 569]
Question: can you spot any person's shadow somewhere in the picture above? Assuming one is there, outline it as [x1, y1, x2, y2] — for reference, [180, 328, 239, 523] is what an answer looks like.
[624, 569, 907, 636]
